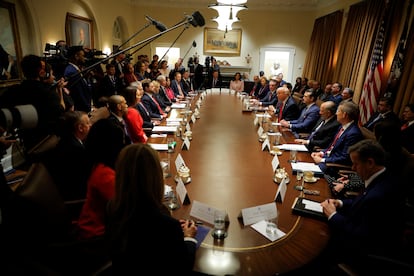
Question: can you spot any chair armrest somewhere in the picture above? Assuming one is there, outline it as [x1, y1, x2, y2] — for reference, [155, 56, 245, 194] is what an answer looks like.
[326, 163, 352, 170]
[297, 133, 310, 139]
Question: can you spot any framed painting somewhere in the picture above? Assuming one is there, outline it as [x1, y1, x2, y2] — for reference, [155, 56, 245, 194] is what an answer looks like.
[203, 28, 241, 56]
[65, 13, 93, 49]
[0, 1, 23, 86]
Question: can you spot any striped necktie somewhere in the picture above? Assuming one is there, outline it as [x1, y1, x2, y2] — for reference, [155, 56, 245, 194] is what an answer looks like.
[326, 127, 344, 155]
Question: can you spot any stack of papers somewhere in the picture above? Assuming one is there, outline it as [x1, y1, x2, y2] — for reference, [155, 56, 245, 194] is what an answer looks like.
[171, 103, 186, 109]
[277, 144, 308, 151]
[291, 162, 323, 174]
[148, 143, 168, 151]
[152, 126, 178, 133]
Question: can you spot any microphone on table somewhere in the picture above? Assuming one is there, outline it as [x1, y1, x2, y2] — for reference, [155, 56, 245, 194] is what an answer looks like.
[145, 15, 167, 32]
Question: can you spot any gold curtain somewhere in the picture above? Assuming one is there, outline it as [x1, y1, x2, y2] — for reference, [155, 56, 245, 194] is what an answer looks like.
[302, 10, 343, 86]
[393, 1, 414, 117]
[393, 22, 414, 116]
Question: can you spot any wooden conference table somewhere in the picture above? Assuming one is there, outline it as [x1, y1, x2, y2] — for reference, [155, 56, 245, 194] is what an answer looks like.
[150, 91, 331, 275]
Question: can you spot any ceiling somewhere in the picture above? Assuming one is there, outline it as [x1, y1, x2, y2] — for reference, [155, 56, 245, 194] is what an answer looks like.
[129, 0, 339, 11]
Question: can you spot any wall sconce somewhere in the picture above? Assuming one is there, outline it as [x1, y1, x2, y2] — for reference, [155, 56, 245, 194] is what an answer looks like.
[209, 0, 247, 33]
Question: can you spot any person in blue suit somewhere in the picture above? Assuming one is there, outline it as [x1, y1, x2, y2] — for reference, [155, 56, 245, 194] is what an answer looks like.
[311, 101, 363, 176]
[319, 139, 403, 272]
[280, 89, 320, 136]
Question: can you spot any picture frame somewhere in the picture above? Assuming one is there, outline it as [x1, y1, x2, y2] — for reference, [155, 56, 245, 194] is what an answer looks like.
[0, 1, 23, 86]
[203, 28, 242, 56]
[65, 13, 93, 49]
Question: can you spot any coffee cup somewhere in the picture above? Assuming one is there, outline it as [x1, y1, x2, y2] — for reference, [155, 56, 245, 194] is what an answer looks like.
[303, 171, 314, 181]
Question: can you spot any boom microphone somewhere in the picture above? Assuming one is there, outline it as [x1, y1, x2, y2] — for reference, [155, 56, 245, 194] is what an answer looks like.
[188, 11, 205, 27]
[145, 15, 167, 32]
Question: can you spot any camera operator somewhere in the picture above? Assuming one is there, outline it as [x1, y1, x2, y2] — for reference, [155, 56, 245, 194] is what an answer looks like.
[0, 54, 64, 157]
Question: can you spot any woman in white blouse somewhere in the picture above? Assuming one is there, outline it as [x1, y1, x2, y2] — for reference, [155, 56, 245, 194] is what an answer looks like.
[229, 72, 244, 93]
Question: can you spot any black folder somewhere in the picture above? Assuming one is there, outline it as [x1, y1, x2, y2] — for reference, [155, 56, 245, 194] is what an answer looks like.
[291, 197, 326, 221]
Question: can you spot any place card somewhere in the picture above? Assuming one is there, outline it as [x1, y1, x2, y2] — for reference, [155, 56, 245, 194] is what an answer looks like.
[221, 88, 230, 93]
[190, 200, 226, 225]
[191, 114, 196, 123]
[175, 153, 186, 173]
[257, 126, 264, 136]
[274, 177, 288, 203]
[176, 178, 190, 205]
[181, 137, 191, 150]
[186, 123, 191, 131]
[240, 202, 278, 226]
[262, 137, 270, 151]
[271, 155, 280, 172]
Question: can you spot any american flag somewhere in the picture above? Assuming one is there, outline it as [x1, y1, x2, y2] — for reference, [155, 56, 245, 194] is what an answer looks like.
[359, 20, 385, 125]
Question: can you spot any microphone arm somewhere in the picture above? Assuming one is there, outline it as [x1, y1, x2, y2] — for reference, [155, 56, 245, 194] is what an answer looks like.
[182, 40, 196, 61]
[112, 21, 152, 54]
[158, 26, 188, 65]
[73, 13, 204, 81]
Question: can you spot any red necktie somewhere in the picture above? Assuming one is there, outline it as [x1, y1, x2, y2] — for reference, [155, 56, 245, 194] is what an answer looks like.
[401, 123, 409, 131]
[326, 127, 344, 154]
[152, 96, 165, 115]
[278, 103, 284, 121]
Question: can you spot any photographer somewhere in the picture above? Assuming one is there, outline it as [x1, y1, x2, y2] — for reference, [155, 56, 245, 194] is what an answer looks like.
[0, 54, 64, 157]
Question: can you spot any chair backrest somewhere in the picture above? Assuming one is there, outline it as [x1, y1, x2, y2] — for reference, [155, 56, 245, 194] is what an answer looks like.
[14, 162, 67, 222]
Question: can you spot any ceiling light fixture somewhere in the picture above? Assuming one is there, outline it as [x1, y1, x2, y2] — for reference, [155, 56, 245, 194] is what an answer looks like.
[209, 0, 247, 33]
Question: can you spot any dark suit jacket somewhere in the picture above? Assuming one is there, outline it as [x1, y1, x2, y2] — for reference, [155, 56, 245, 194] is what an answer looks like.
[99, 75, 123, 98]
[141, 93, 163, 119]
[207, 77, 222, 89]
[170, 79, 188, 97]
[155, 87, 172, 109]
[135, 103, 154, 130]
[401, 122, 414, 153]
[328, 170, 402, 259]
[277, 96, 300, 121]
[107, 113, 131, 146]
[319, 122, 363, 173]
[259, 90, 277, 107]
[307, 117, 341, 151]
[290, 103, 320, 133]
[256, 84, 269, 100]
[193, 63, 204, 90]
[363, 111, 399, 131]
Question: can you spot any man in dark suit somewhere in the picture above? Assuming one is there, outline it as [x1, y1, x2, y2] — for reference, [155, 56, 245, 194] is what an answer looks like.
[275, 86, 300, 121]
[280, 89, 320, 135]
[401, 103, 414, 153]
[255, 79, 278, 107]
[295, 101, 341, 152]
[362, 97, 399, 132]
[249, 75, 261, 97]
[207, 70, 222, 89]
[107, 94, 131, 146]
[170, 71, 187, 99]
[319, 139, 403, 273]
[192, 57, 204, 91]
[311, 101, 363, 175]
[141, 79, 166, 120]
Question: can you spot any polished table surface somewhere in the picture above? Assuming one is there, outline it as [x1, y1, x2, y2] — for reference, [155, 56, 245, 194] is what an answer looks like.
[151, 92, 331, 275]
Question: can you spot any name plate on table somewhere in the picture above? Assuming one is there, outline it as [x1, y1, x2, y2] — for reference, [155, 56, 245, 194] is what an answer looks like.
[176, 178, 190, 205]
[262, 137, 270, 151]
[175, 153, 186, 172]
[274, 178, 288, 203]
[152, 126, 178, 133]
[240, 202, 278, 226]
[257, 126, 264, 136]
[181, 137, 191, 150]
[272, 155, 280, 172]
[190, 200, 228, 225]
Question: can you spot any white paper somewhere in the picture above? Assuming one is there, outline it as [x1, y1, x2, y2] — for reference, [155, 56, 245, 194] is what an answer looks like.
[291, 162, 323, 173]
[191, 114, 196, 123]
[211, 88, 221, 93]
[148, 143, 168, 151]
[221, 88, 230, 93]
[166, 121, 180, 126]
[302, 199, 323, 213]
[241, 202, 277, 226]
[257, 126, 264, 136]
[152, 126, 178, 133]
[150, 133, 167, 138]
[164, 185, 172, 197]
[250, 220, 286, 242]
[166, 117, 183, 122]
[171, 103, 186, 109]
[277, 144, 308, 152]
[272, 122, 282, 126]
[256, 113, 271, 118]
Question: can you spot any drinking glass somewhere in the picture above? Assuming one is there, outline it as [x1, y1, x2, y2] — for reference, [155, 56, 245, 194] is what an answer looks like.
[161, 158, 171, 178]
[212, 210, 227, 239]
[167, 137, 175, 153]
[289, 150, 297, 163]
